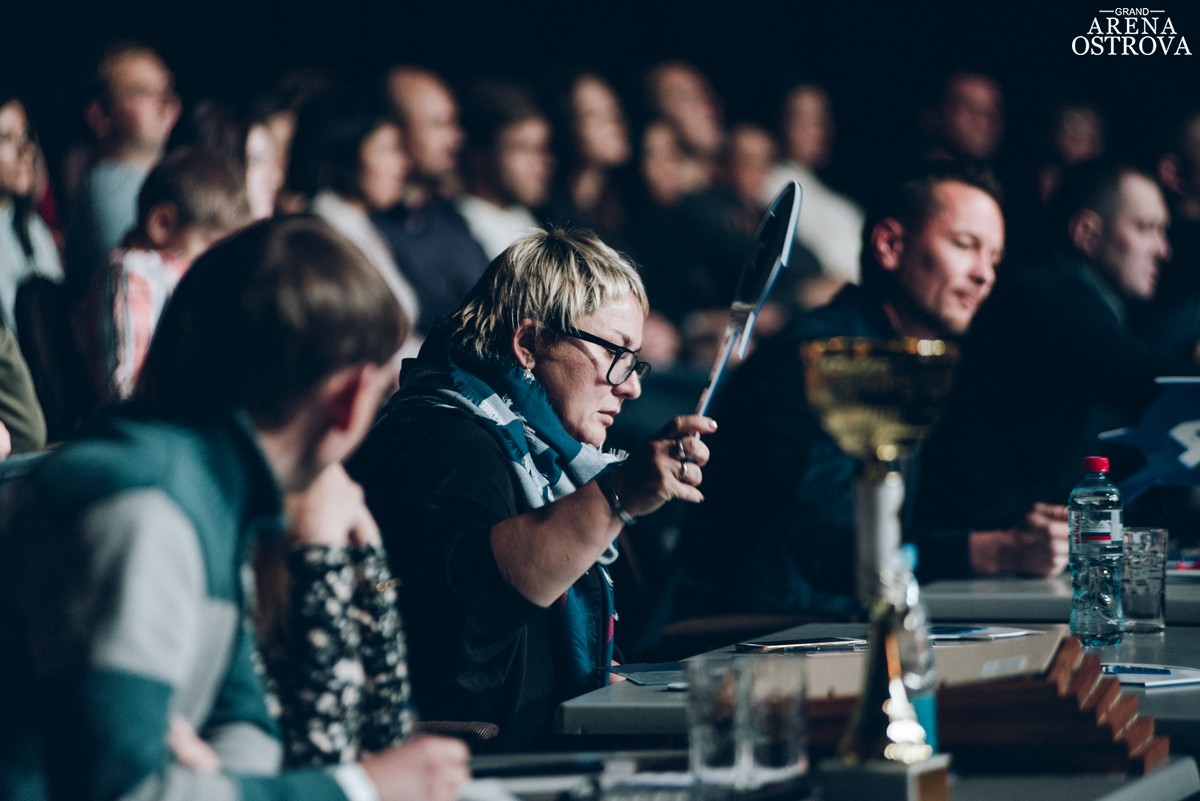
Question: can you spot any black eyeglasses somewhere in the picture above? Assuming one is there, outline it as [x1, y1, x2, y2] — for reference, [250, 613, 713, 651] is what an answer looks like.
[553, 326, 652, 386]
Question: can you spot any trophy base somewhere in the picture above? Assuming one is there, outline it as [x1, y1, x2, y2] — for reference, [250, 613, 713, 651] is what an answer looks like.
[819, 754, 951, 801]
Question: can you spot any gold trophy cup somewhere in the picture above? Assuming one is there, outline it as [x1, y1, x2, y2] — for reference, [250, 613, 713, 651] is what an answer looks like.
[800, 337, 958, 780]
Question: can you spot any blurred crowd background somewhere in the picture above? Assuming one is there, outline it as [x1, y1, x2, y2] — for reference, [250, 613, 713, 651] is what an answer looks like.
[6, 0, 1198, 202]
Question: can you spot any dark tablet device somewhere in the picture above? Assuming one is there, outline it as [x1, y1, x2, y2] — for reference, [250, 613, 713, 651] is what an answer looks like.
[733, 636, 868, 653]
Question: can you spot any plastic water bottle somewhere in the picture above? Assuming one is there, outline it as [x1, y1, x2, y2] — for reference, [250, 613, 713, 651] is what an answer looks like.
[1069, 456, 1124, 646]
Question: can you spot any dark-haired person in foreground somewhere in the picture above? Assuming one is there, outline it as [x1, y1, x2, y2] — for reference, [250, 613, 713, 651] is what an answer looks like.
[0, 217, 468, 801]
[349, 227, 715, 751]
[671, 160, 1067, 622]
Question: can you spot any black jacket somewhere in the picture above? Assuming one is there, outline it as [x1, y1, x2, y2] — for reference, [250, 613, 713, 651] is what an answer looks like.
[672, 284, 971, 620]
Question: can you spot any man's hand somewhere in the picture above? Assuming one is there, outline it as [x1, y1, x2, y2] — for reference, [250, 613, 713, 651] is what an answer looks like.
[969, 503, 1069, 576]
[285, 463, 380, 547]
[0, 420, 11, 460]
[360, 736, 471, 801]
[167, 715, 221, 773]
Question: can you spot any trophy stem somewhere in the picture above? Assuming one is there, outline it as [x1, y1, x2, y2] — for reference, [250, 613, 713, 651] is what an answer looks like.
[854, 462, 904, 609]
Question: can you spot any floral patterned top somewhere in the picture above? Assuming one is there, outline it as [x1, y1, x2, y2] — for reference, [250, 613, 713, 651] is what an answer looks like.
[259, 543, 415, 766]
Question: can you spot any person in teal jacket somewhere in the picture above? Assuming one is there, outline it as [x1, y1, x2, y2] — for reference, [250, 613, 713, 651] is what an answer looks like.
[0, 216, 468, 801]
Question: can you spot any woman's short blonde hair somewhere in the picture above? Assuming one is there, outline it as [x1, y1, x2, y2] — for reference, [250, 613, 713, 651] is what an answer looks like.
[451, 227, 648, 359]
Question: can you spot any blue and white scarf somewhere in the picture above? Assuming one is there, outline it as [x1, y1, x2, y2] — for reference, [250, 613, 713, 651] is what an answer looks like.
[395, 337, 623, 696]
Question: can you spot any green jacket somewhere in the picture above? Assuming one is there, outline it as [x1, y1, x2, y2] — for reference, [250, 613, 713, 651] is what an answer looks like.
[0, 324, 45, 453]
[0, 410, 348, 801]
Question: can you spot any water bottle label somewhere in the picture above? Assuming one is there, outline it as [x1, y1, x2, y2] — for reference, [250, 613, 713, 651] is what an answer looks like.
[1072, 510, 1122, 548]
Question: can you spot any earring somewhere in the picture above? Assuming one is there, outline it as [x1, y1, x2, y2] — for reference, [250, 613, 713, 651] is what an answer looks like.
[523, 366, 535, 382]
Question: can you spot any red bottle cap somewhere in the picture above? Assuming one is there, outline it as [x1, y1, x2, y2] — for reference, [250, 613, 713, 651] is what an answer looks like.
[1083, 456, 1109, 473]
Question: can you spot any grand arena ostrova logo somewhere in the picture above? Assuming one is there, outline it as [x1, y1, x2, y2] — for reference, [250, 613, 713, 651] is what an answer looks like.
[1072, 8, 1192, 54]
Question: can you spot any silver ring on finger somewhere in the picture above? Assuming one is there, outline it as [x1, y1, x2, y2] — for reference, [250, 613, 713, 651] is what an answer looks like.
[678, 460, 688, 481]
[674, 438, 687, 460]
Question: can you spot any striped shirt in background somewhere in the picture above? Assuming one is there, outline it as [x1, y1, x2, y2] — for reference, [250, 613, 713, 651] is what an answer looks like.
[78, 245, 190, 404]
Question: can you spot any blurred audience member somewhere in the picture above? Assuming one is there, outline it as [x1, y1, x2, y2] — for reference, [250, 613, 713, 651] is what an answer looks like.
[456, 80, 554, 259]
[76, 147, 250, 404]
[664, 123, 815, 366]
[1036, 103, 1107, 205]
[0, 91, 63, 337]
[168, 98, 243, 159]
[624, 118, 717, 366]
[1052, 104, 1106, 169]
[256, 68, 335, 167]
[726, 123, 774, 214]
[1008, 100, 1108, 260]
[631, 121, 812, 368]
[626, 117, 708, 269]
[1157, 108, 1200, 268]
[638, 118, 711, 209]
[643, 60, 725, 163]
[65, 43, 180, 300]
[375, 67, 489, 333]
[287, 88, 421, 354]
[251, 68, 336, 214]
[384, 67, 465, 203]
[764, 80, 864, 292]
[243, 114, 285, 219]
[541, 70, 633, 246]
[920, 70, 1004, 164]
[168, 98, 285, 220]
[1135, 109, 1200, 368]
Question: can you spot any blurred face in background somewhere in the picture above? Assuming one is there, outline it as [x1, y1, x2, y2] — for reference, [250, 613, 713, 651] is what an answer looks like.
[244, 123, 283, 219]
[572, 76, 629, 169]
[1092, 173, 1171, 301]
[494, 116, 553, 208]
[1053, 105, 1105, 165]
[726, 124, 775, 208]
[390, 72, 463, 181]
[938, 73, 1003, 161]
[782, 85, 833, 168]
[265, 110, 296, 167]
[359, 123, 408, 210]
[641, 119, 709, 207]
[647, 62, 724, 157]
[0, 100, 36, 199]
[100, 51, 180, 149]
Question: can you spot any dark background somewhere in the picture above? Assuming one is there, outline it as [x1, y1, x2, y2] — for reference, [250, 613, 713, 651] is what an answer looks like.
[5, 0, 1199, 191]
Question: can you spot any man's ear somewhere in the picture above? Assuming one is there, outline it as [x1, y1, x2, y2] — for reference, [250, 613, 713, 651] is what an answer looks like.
[85, 101, 112, 140]
[324, 365, 369, 432]
[307, 363, 389, 476]
[1159, 154, 1185, 197]
[871, 218, 906, 273]
[144, 202, 179, 248]
[511, 318, 540, 370]
[1068, 209, 1103, 259]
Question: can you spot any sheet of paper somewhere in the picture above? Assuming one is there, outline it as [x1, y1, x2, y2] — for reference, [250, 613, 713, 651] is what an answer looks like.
[928, 625, 1033, 641]
[1101, 663, 1200, 688]
[608, 662, 686, 686]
